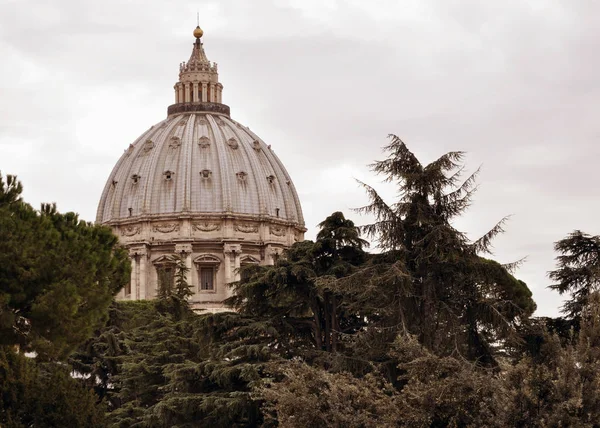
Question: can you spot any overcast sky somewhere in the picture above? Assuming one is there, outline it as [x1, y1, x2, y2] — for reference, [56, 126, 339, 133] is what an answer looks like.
[1, 0, 598, 316]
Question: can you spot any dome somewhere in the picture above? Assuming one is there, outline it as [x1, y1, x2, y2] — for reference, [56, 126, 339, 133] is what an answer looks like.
[96, 25, 305, 311]
[96, 113, 304, 225]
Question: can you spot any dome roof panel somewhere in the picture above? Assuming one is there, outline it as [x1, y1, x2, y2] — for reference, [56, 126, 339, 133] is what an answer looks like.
[96, 113, 304, 226]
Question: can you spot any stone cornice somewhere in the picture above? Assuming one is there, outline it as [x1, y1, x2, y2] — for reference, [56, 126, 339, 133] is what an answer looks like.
[167, 102, 230, 117]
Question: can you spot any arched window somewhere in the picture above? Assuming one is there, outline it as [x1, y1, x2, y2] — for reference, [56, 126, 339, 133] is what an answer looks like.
[153, 255, 176, 294]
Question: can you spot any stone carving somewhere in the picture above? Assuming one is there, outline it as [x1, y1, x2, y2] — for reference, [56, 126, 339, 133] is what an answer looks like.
[266, 175, 276, 184]
[253, 140, 261, 151]
[236, 171, 248, 182]
[235, 223, 258, 233]
[192, 222, 221, 232]
[141, 139, 154, 154]
[175, 243, 192, 254]
[217, 118, 226, 127]
[270, 225, 286, 237]
[200, 169, 212, 179]
[198, 136, 210, 148]
[121, 225, 141, 236]
[152, 223, 180, 233]
[224, 243, 242, 254]
[169, 136, 181, 149]
[163, 170, 175, 181]
[131, 174, 141, 184]
[227, 137, 239, 149]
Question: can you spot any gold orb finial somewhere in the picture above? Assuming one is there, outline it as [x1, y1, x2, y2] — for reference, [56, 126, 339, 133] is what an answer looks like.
[193, 25, 204, 39]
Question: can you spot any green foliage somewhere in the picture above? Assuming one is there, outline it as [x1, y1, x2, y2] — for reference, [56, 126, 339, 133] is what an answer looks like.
[227, 212, 367, 357]
[0, 347, 106, 427]
[549, 230, 600, 321]
[505, 293, 600, 426]
[351, 135, 536, 365]
[392, 335, 508, 427]
[259, 361, 402, 428]
[0, 173, 130, 360]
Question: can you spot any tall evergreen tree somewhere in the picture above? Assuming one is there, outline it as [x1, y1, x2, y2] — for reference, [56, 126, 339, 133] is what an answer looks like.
[350, 135, 535, 364]
[0, 173, 130, 360]
[549, 230, 600, 322]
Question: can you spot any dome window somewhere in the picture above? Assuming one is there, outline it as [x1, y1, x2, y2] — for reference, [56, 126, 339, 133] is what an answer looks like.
[200, 169, 212, 179]
[236, 171, 248, 182]
[266, 175, 276, 184]
[198, 136, 210, 149]
[275, 208, 280, 217]
[131, 174, 141, 184]
[227, 138, 239, 150]
[169, 136, 181, 149]
[252, 140, 261, 151]
[163, 170, 175, 181]
[194, 254, 221, 293]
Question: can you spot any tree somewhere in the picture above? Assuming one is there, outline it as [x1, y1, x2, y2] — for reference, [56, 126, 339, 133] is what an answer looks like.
[227, 212, 368, 356]
[0, 173, 130, 360]
[549, 230, 600, 321]
[351, 135, 535, 365]
[259, 361, 402, 428]
[504, 293, 600, 426]
[0, 347, 106, 427]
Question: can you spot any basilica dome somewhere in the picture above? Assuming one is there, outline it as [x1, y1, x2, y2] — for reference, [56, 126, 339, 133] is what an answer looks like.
[95, 112, 303, 224]
[96, 25, 305, 311]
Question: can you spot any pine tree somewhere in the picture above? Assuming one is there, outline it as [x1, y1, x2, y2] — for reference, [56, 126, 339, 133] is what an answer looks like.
[549, 230, 600, 322]
[0, 173, 130, 360]
[348, 135, 535, 365]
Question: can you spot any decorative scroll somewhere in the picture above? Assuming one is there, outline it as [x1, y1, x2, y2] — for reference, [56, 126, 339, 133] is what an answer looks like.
[270, 226, 286, 237]
[192, 222, 221, 232]
[227, 137, 239, 150]
[121, 225, 141, 236]
[198, 136, 210, 149]
[235, 223, 258, 233]
[141, 139, 154, 155]
[169, 136, 181, 149]
[152, 223, 180, 233]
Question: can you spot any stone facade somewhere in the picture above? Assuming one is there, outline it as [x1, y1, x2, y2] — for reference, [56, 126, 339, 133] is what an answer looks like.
[96, 26, 305, 311]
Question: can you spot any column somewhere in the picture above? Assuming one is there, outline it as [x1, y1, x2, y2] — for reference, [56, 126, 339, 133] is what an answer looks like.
[175, 243, 193, 290]
[217, 87, 222, 103]
[223, 243, 241, 298]
[178, 84, 183, 104]
[202, 83, 208, 102]
[174, 86, 178, 103]
[193, 82, 199, 102]
[139, 247, 148, 300]
[184, 83, 190, 102]
[209, 83, 215, 102]
[128, 249, 138, 299]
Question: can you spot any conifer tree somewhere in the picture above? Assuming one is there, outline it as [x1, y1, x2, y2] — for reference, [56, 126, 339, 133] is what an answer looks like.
[549, 230, 600, 322]
[0, 173, 130, 360]
[350, 135, 535, 364]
